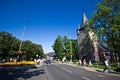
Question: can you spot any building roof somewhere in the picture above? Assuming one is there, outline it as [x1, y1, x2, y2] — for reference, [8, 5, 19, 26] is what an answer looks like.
[98, 41, 108, 51]
[77, 12, 88, 32]
[80, 12, 88, 28]
[47, 52, 55, 57]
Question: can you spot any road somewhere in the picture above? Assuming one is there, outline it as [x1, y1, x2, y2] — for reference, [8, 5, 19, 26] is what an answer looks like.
[45, 63, 120, 80]
[0, 62, 120, 80]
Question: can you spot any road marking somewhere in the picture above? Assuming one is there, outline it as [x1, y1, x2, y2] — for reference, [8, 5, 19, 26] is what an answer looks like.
[82, 77, 90, 80]
[61, 68, 72, 73]
[97, 75, 104, 77]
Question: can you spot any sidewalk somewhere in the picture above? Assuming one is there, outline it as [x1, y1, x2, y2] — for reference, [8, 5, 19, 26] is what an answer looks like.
[82, 66, 120, 77]
[57, 61, 120, 77]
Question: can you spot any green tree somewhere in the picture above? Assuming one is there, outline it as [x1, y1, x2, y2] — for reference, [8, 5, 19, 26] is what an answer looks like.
[53, 35, 64, 59]
[0, 31, 44, 61]
[21, 40, 44, 61]
[62, 36, 70, 57]
[9, 38, 20, 57]
[0, 31, 19, 60]
[88, 0, 120, 62]
[71, 39, 78, 60]
[53, 35, 78, 61]
[62, 36, 78, 60]
[32, 43, 44, 58]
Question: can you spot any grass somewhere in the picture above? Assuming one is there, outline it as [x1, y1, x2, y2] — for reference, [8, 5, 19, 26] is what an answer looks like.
[63, 60, 118, 71]
[83, 63, 118, 71]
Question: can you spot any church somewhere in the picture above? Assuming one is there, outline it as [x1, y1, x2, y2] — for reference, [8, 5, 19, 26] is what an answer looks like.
[76, 12, 106, 64]
[77, 12, 110, 64]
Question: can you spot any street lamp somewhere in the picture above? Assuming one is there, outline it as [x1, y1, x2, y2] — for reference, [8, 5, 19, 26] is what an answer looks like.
[17, 20, 29, 62]
[70, 38, 73, 63]
[19, 20, 29, 51]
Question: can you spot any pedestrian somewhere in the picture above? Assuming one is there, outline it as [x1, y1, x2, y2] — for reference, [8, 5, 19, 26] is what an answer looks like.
[62, 56, 66, 63]
[79, 59, 82, 65]
[83, 58, 87, 65]
[103, 59, 110, 73]
[89, 60, 92, 66]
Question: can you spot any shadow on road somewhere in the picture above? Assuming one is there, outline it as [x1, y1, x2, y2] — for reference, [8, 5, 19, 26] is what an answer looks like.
[0, 65, 45, 80]
[96, 69, 120, 74]
[96, 69, 103, 73]
[114, 68, 120, 72]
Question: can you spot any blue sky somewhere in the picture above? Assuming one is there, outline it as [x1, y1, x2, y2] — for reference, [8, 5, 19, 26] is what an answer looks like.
[0, 0, 101, 53]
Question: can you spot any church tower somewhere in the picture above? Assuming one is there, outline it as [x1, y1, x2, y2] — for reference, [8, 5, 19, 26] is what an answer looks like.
[77, 12, 99, 62]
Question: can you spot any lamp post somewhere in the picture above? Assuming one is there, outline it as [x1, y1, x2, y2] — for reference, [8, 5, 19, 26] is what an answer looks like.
[19, 20, 29, 51]
[70, 38, 73, 63]
[17, 20, 29, 61]
[19, 26, 26, 51]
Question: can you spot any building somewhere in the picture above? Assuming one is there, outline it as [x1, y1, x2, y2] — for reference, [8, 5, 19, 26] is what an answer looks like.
[46, 52, 55, 61]
[77, 12, 99, 63]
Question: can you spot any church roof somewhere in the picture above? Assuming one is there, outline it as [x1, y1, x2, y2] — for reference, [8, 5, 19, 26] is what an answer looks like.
[78, 12, 88, 30]
[81, 12, 88, 28]
[77, 12, 88, 35]
[98, 41, 108, 51]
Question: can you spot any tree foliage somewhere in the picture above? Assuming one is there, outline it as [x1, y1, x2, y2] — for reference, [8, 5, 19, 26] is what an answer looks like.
[0, 31, 44, 61]
[21, 40, 44, 61]
[0, 31, 19, 59]
[52, 35, 78, 60]
[88, 0, 120, 62]
[52, 35, 64, 59]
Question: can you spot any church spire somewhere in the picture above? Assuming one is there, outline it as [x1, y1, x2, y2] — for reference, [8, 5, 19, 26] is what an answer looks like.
[77, 12, 88, 35]
[80, 12, 88, 28]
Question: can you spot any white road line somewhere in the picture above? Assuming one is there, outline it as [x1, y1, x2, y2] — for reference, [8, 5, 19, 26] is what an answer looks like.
[61, 68, 72, 73]
[97, 75, 104, 77]
[82, 77, 90, 80]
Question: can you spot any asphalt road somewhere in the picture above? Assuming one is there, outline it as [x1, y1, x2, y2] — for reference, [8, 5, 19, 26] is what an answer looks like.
[0, 62, 120, 80]
[45, 63, 120, 80]
[0, 65, 47, 80]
